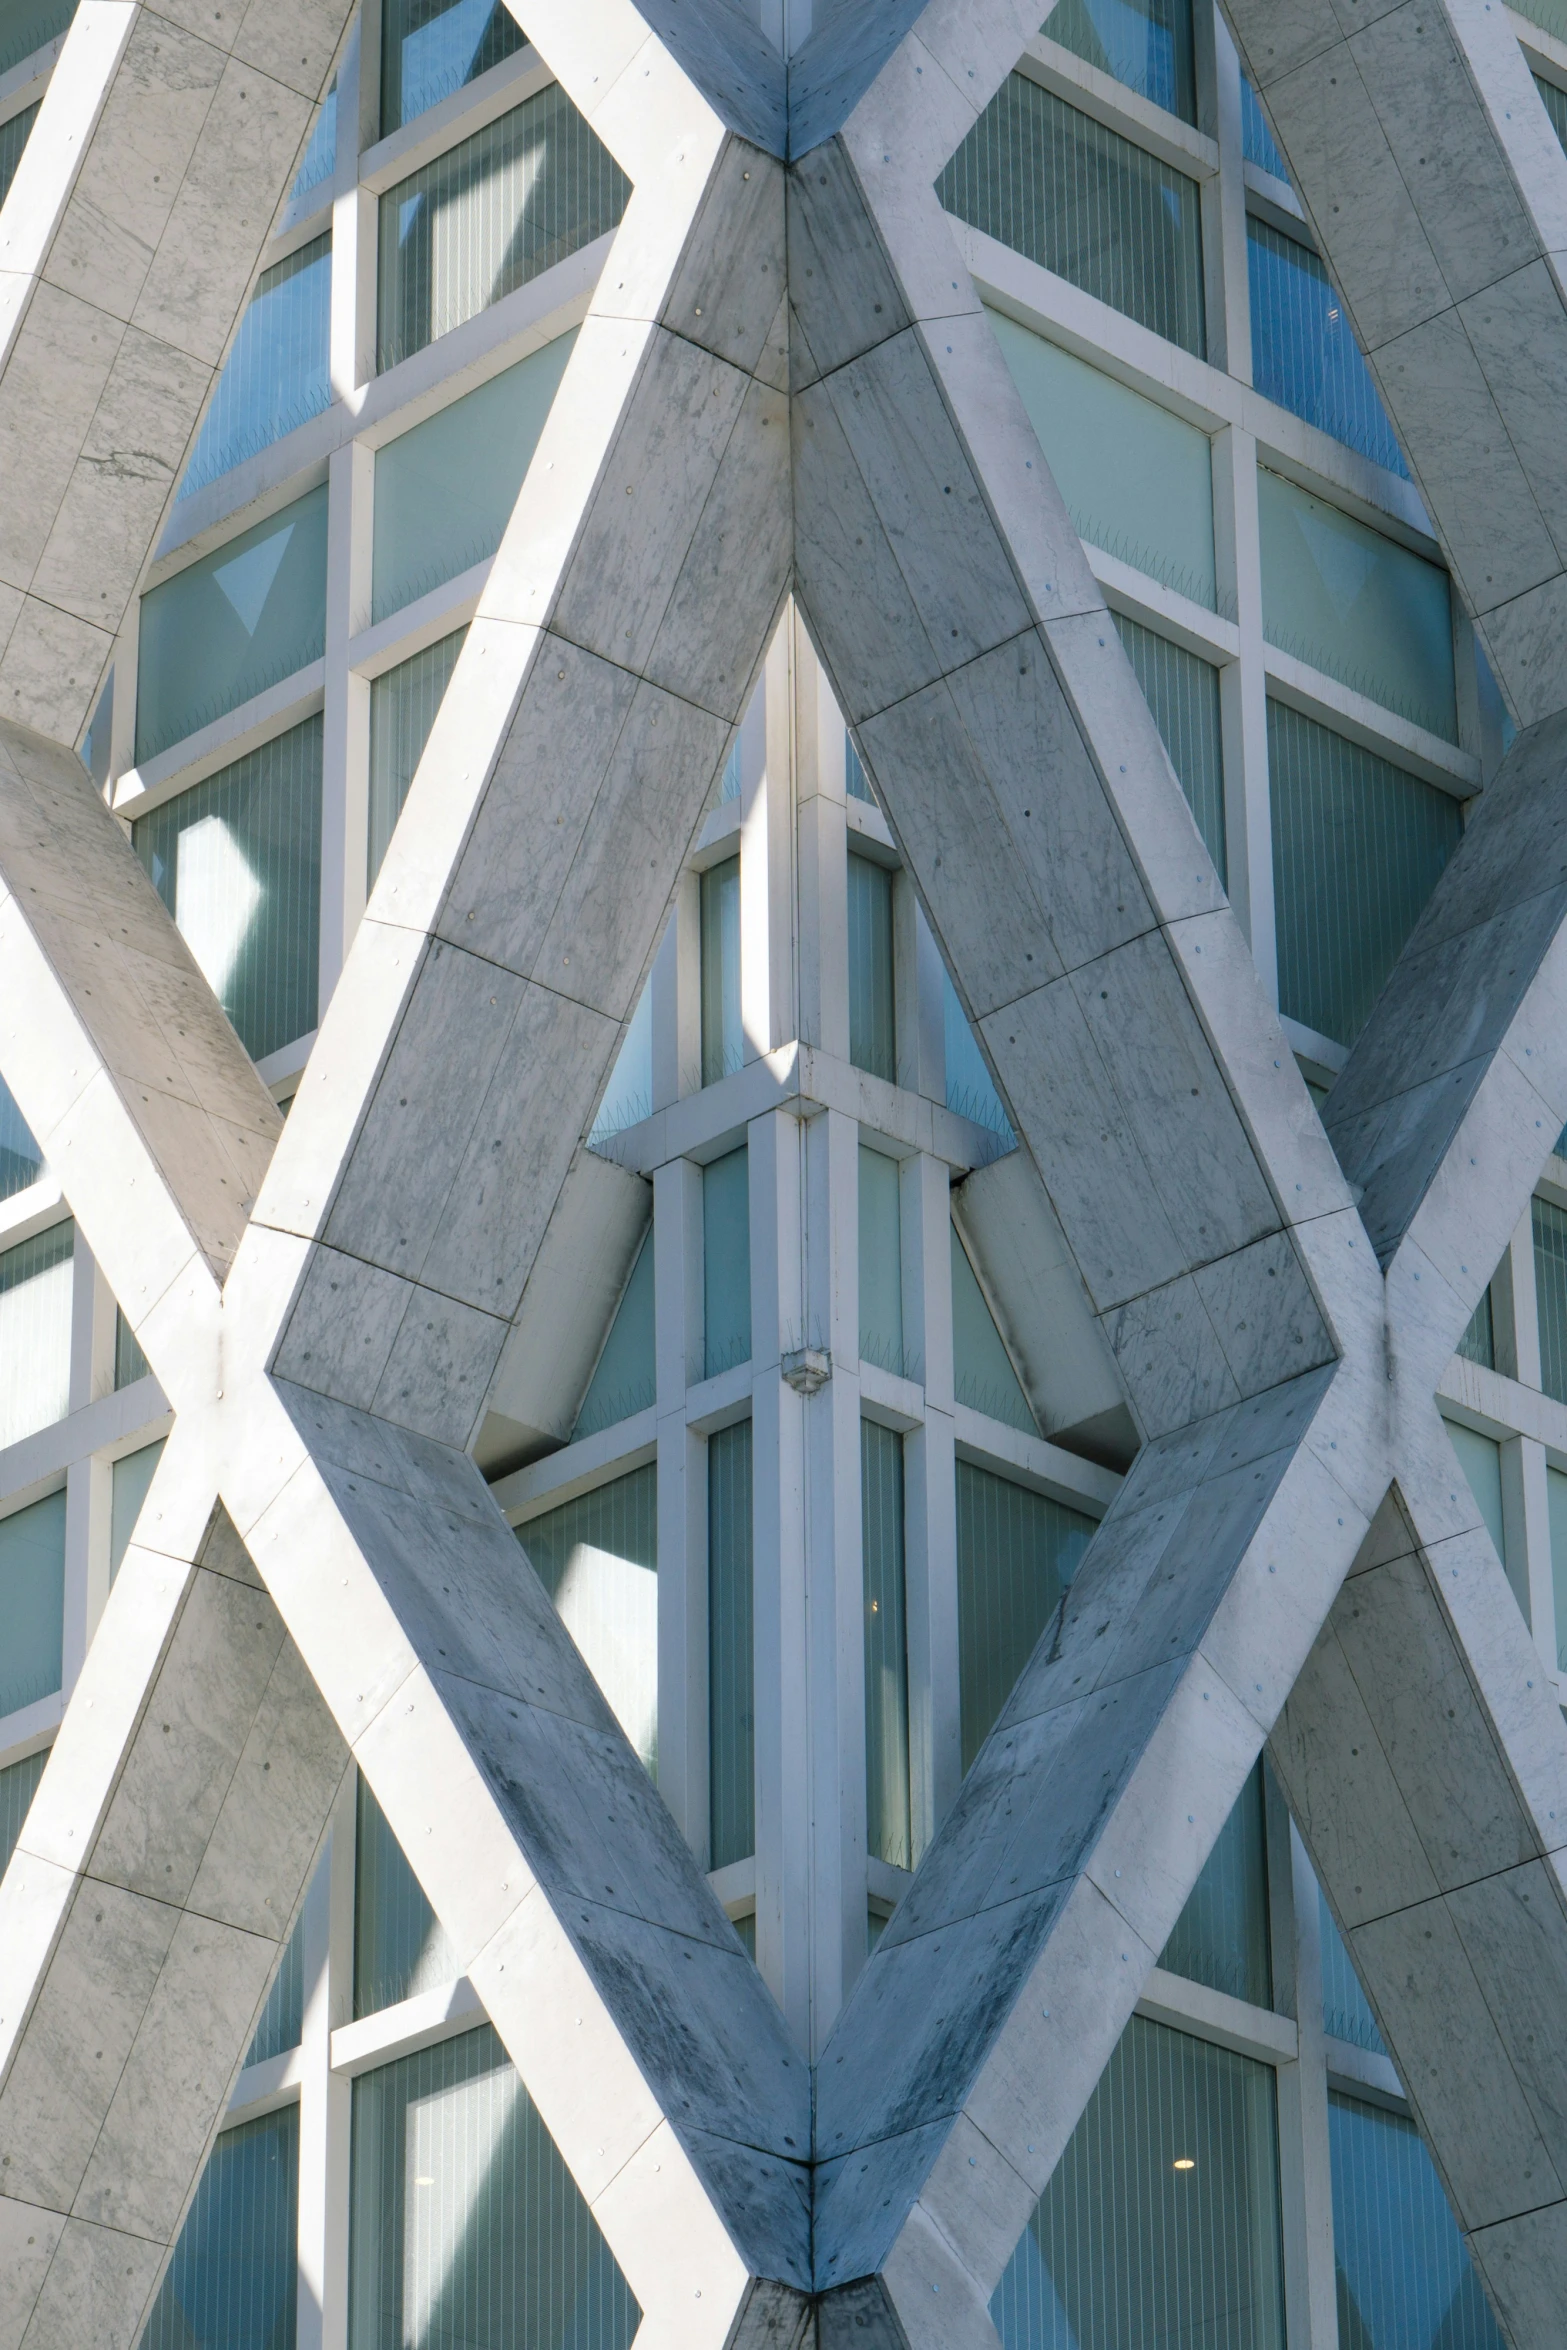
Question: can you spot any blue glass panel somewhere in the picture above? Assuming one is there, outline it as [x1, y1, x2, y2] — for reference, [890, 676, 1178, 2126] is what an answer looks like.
[1318, 1885, 1385, 2054]
[518, 1466, 658, 1772]
[0, 98, 39, 205]
[700, 854, 742, 1084]
[573, 1234, 656, 1439]
[1535, 1195, 1567, 1406]
[367, 627, 468, 884]
[1329, 2092, 1503, 2350]
[952, 1228, 1035, 1435]
[142, 2107, 299, 2350]
[848, 851, 896, 1081]
[291, 80, 336, 200]
[0, 0, 74, 79]
[1113, 611, 1226, 877]
[709, 1420, 754, 1869]
[944, 971, 1014, 1138]
[703, 1147, 751, 1379]
[1249, 219, 1407, 477]
[0, 1747, 47, 1881]
[1160, 1764, 1272, 2007]
[957, 1459, 1093, 1771]
[1240, 73, 1288, 179]
[179, 235, 332, 498]
[0, 1076, 43, 1203]
[353, 1775, 459, 2018]
[1042, 0, 1195, 124]
[245, 1909, 306, 2066]
[589, 979, 652, 1145]
[381, 0, 527, 135]
[863, 1418, 910, 1870]
[719, 739, 742, 801]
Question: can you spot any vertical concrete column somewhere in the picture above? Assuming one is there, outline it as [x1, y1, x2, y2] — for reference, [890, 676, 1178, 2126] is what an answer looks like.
[1214, 426, 1276, 989]
[655, 1157, 704, 1850]
[319, 437, 372, 1002]
[312, 1778, 358, 2350]
[1278, 1817, 1341, 2350]
[901, 1152, 959, 1855]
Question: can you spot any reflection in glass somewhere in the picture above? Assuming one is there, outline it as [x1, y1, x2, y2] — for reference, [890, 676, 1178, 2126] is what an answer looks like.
[179, 235, 332, 498]
[1160, 1764, 1272, 2008]
[944, 970, 1014, 1138]
[142, 2108, 300, 2350]
[1041, 0, 1195, 124]
[1317, 1885, 1385, 2055]
[517, 1465, 659, 1774]
[863, 1419, 910, 1871]
[0, 1224, 72, 1454]
[1249, 219, 1406, 477]
[354, 1775, 459, 2019]
[957, 1460, 1093, 1771]
[291, 79, 336, 200]
[246, 1908, 306, 2067]
[709, 1421, 755, 1870]
[1240, 74, 1288, 178]
[952, 1232, 1037, 1434]
[1329, 2092, 1503, 2350]
[381, 0, 527, 134]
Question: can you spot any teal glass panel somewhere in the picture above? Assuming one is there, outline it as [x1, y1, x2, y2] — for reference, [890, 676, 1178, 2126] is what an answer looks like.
[1268, 701, 1461, 1048]
[0, 1222, 73, 1452]
[0, 1746, 47, 1880]
[134, 716, 324, 1063]
[1240, 73, 1288, 178]
[703, 1146, 751, 1379]
[114, 1305, 151, 1389]
[991, 309, 1217, 608]
[381, 0, 527, 135]
[1112, 612, 1226, 879]
[378, 87, 629, 371]
[993, 2013, 1285, 2350]
[1445, 1418, 1508, 1579]
[291, 80, 336, 201]
[1550, 1465, 1567, 1673]
[136, 486, 328, 759]
[719, 740, 742, 803]
[0, 1075, 43, 1202]
[141, 2107, 299, 2350]
[1535, 1195, 1567, 1404]
[1329, 2092, 1503, 2350]
[573, 1234, 655, 1440]
[944, 970, 1014, 1138]
[1041, 0, 1195, 123]
[848, 851, 896, 1082]
[709, 1419, 755, 1870]
[245, 1909, 305, 2066]
[1318, 1884, 1385, 2054]
[0, 1492, 64, 1719]
[589, 979, 652, 1145]
[1537, 72, 1567, 153]
[1456, 1284, 1495, 1370]
[1518, 0, 1567, 43]
[957, 1460, 1094, 1772]
[517, 1465, 657, 1769]
[367, 626, 468, 884]
[734, 1909, 757, 1959]
[179, 234, 332, 498]
[1259, 469, 1455, 739]
[952, 1227, 1035, 1434]
[110, 1440, 166, 1583]
[0, 99, 38, 205]
[1249, 218, 1406, 478]
[859, 1145, 908, 1381]
[371, 334, 575, 618]
[1159, 1764, 1272, 2007]
[845, 731, 875, 803]
[941, 77, 1206, 357]
[0, 0, 74, 78]
[700, 853, 743, 1084]
[863, 1418, 910, 1871]
[353, 1774, 459, 2018]
[348, 2023, 640, 2350]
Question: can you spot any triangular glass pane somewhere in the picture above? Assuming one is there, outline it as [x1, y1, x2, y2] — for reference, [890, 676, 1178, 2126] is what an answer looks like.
[0, 1746, 47, 1879]
[956, 1460, 1095, 1773]
[0, 1075, 43, 1202]
[354, 1775, 459, 2018]
[515, 1465, 659, 1776]
[140, 2106, 299, 2350]
[951, 1225, 1033, 1431]
[1158, 1762, 1271, 2007]
[573, 1231, 655, 1439]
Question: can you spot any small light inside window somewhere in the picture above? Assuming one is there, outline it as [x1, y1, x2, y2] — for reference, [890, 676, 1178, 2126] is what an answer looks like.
[1173, 2157, 1196, 2171]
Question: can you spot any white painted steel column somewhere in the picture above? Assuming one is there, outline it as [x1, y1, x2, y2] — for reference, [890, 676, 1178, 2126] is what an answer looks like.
[1281, 1816, 1341, 2350]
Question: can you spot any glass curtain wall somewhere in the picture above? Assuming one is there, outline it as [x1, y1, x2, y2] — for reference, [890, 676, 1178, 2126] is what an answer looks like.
[180, 235, 332, 498]
[367, 629, 468, 885]
[0, 1746, 47, 1878]
[708, 1420, 755, 1871]
[956, 1461, 1094, 1771]
[847, 852, 896, 1082]
[1240, 74, 1289, 178]
[291, 80, 336, 200]
[1159, 1765, 1272, 2007]
[700, 855, 743, 1085]
[1112, 613, 1226, 881]
[141, 2108, 300, 2350]
[703, 1148, 751, 1378]
[354, 1776, 460, 2018]
[381, 0, 528, 133]
[863, 1419, 911, 1871]
[1248, 218, 1406, 477]
[1328, 2093, 1504, 2350]
[0, 1077, 42, 1201]
[1041, 0, 1196, 122]
[0, 1222, 73, 1451]
[516, 1464, 659, 1774]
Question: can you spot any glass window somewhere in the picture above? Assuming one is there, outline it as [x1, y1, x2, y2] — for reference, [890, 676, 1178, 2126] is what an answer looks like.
[990, 311, 1218, 609]
[1041, 0, 1195, 124]
[709, 1419, 754, 1871]
[589, 979, 653, 1147]
[992, 2014, 1286, 2350]
[1318, 1882, 1385, 2054]
[1248, 218, 1406, 478]
[0, 1223, 73, 1453]
[367, 627, 468, 886]
[952, 1227, 1036, 1435]
[0, 1493, 63, 1721]
[944, 970, 1014, 1138]
[1549, 1465, 1567, 1674]
[0, 1746, 47, 1880]
[1457, 1285, 1495, 1370]
[1268, 701, 1461, 1048]
[1520, 1, 1567, 47]
[1329, 2092, 1504, 2350]
[845, 731, 875, 803]
[354, 1775, 460, 2019]
[114, 1305, 151, 1390]
[142, 2108, 300, 2350]
[110, 1439, 166, 1583]
[1258, 470, 1455, 740]
[957, 1460, 1094, 1772]
[179, 235, 332, 499]
[291, 79, 336, 201]
[1444, 1418, 1507, 1569]
[1537, 72, 1567, 154]
[572, 1234, 656, 1441]
[848, 851, 896, 1082]
[381, 0, 527, 135]
[859, 1145, 907, 1380]
[1112, 613, 1226, 879]
[0, 100, 39, 206]
[245, 1908, 306, 2067]
[863, 1418, 910, 1871]
[347, 2024, 640, 2350]
[0, 0, 75, 79]
[377, 87, 629, 372]
[718, 740, 742, 803]
[516, 1464, 658, 1774]
[1240, 74, 1288, 179]
[371, 334, 575, 621]
[1535, 1195, 1567, 1405]
[700, 854, 743, 1085]
[134, 716, 324, 1064]
[703, 1147, 751, 1379]
[1159, 1764, 1272, 2007]
[940, 77, 1206, 358]
[0, 1076, 43, 1203]
[136, 485, 329, 761]
[81, 667, 114, 790]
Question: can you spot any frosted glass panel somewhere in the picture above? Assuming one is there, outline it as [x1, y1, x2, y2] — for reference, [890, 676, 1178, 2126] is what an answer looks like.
[1112, 612, 1226, 878]
[136, 486, 328, 759]
[1456, 1284, 1495, 1370]
[845, 731, 874, 803]
[700, 854, 742, 1084]
[0, 1747, 46, 1880]
[115, 1306, 150, 1389]
[0, 1491, 64, 1721]
[590, 978, 653, 1145]
[354, 1775, 460, 2018]
[1240, 73, 1288, 178]
[941, 77, 1206, 357]
[1159, 1765, 1271, 2007]
[944, 970, 1014, 1138]
[1042, 0, 1195, 122]
[1318, 1884, 1385, 2054]
[134, 716, 324, 1063]
[1329, 2093, 1503, 2350]
[709, 1419, 755, 1870]
[517, 1465, 658, 1774]
[848, 851, 895, 1081]
[348, 2024, 640, 2350]
[378, 87, 629, 370]
[1534, 1195, 1567, 1405]
[993, 2015, 1285, 2350]
[0, 0, 74, 77]
[952, 1227, 1035, 1434]
[1249, 219, 1406, 478]
[1269, 701, 1461, 1047]
[142, 2108, 299, 2350]
[246, 1909, 305, 2066]
[1549, 1465, 1567, 1672]
[1444, 1419, 1506, 1572]
[957, 1461, 1094, 1772]
[0, 1075, 43, 1202]
[371, 335, 575, 619]
[863, 1418, 910, 1870]
[573, 1234, 655, 1439]
[179, 234, 332, 498]
[367, 627, 467, 885]
[0, 99, 38, 205]
[703, 1147, 751, 1379]
[859, 1146, 907, 1380]
[291, 80, 336, 200]
[992, 311, 1217, 608]
[0, 1222, 72, 1452]
[1259, 469, 1455, 739]
[382, 0, 527, 132]
[110, 1440, 166, 1583]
